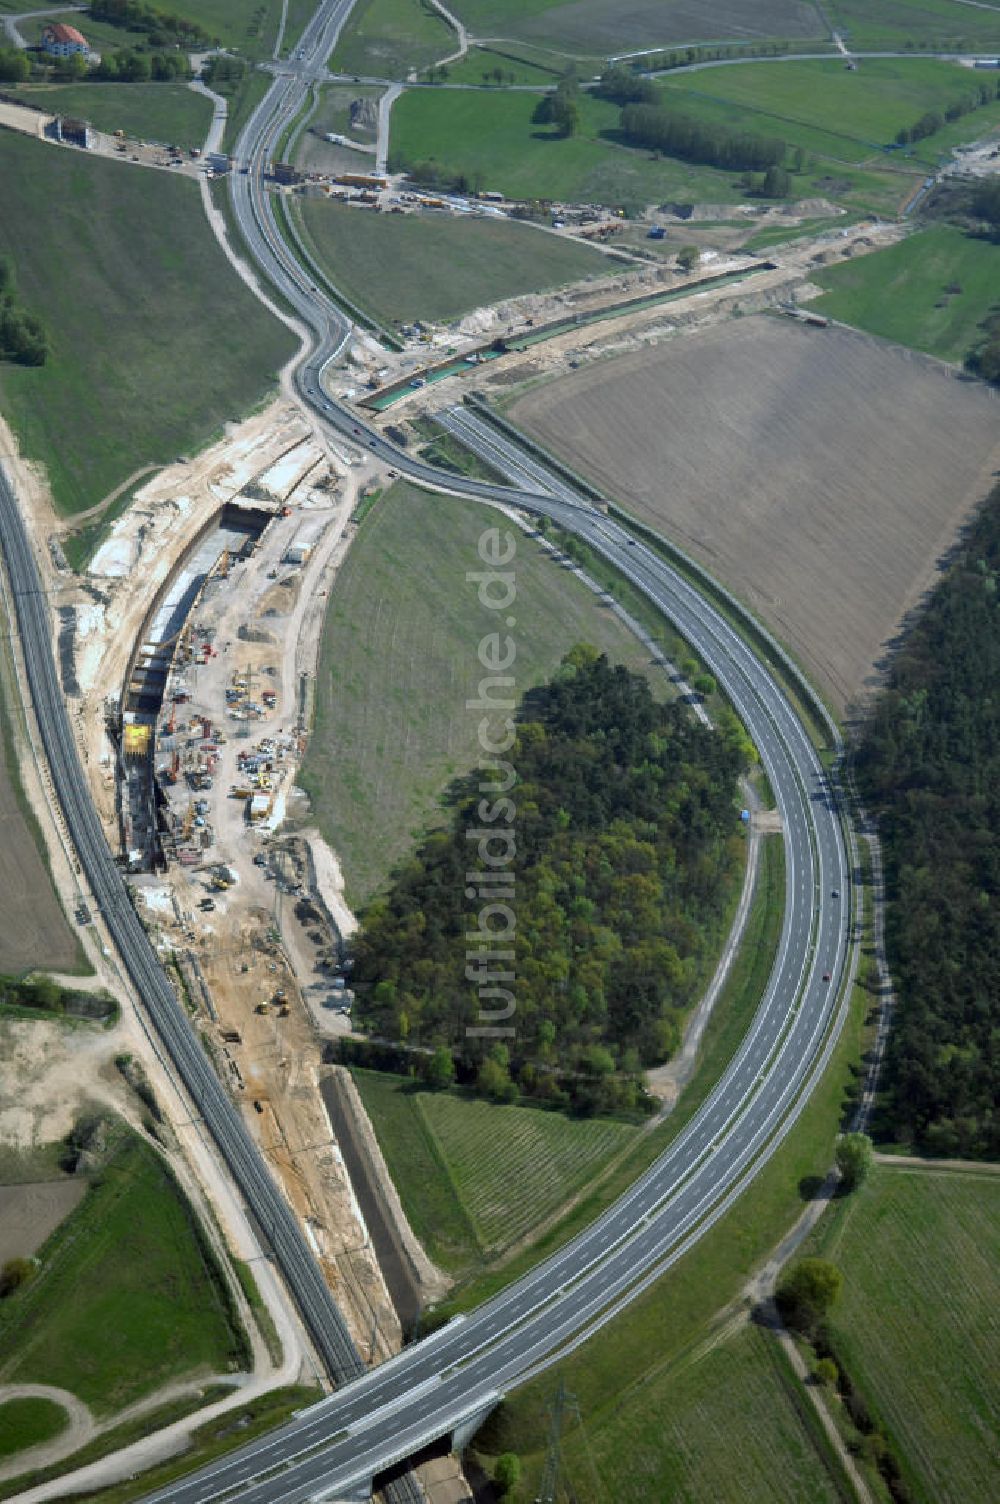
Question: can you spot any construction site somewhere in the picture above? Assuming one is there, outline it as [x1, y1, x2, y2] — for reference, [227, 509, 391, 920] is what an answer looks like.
[31, 398, 453, 1478]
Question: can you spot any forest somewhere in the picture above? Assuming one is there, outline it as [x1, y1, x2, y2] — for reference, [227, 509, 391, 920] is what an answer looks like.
[855, 481, 1000, 1158]
[351, 649, 746, 1111]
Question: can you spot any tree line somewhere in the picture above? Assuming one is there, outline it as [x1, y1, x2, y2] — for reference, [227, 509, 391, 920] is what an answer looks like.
[0, 258, 48, 367]
[854, 479, 1000, 1159]
[349, 647, 746, 1114]
[895, 76, 1000, 145]
[962, 181, 1000, 383]
[89, 1, 211, 49]
[619, 101, 786, 172]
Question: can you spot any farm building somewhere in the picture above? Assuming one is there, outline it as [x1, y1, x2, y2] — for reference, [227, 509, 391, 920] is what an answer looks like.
[41, 22, 90, 56]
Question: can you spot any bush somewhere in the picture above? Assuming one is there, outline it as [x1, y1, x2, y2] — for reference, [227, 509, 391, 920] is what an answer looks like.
[494, 1453, 520, 1494]
[0, 1257, 35, 1298]
[775, 1257, 843, 1334]
[836, 1132, 874, 1191]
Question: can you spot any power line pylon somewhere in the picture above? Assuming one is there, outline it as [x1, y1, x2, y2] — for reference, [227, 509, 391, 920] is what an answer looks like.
[536, 1377, 580, 1504]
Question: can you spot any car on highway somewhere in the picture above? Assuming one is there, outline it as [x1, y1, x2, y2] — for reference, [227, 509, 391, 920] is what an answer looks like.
[823, 971, 832, 982]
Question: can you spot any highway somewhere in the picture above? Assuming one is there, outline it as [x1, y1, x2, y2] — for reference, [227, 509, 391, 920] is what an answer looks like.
[0, 2, 854, 1499]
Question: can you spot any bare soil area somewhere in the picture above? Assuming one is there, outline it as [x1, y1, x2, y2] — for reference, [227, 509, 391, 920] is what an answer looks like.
[0, 1182, 85, 1264]
[511, 316, 1000, 712]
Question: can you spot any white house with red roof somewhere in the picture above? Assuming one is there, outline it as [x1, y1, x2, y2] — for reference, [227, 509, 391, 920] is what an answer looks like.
[41, 22, 90, 57]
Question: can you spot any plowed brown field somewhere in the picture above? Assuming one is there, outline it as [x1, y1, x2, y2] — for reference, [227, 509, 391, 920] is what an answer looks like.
[511, 317, 1000, 713]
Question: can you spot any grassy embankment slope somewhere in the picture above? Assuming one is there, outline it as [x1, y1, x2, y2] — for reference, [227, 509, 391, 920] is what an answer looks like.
[351, 1072, 638, 1276]
[802, 1162, 1000, 1504]
[390, 58, 999, 214]
[0, 131, 296, 523]
[293, 200, 614, 327]
[0, 600, 83, 973]
[299, 482, 685, 907]
[809, 223, 1000, 362]
[0, 1129, 249, 1419]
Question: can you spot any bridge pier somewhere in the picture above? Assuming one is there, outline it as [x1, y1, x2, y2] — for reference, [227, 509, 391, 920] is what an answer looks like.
[450, 1396, 501, 1451]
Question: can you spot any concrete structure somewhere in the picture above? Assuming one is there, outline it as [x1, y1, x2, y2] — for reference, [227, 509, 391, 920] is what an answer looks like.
[55, 116, 92, 149]
[41, 22, 89, 56]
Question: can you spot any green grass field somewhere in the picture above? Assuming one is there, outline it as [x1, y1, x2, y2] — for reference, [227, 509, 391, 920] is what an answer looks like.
[294, 200, 613, 326]
[11, 82, 212, 148]
[353, 1071, 639, 1271]
[329, 0, 453, 78]
[0, 131, 295, 518]
[0, 1129, 249, 1416]
[389, 81, 923, 214]
[802, 1163, 1000, 1504]
[390, 86, 745, 205]
[830, 0, 1000, 50]
[0, 1398, 67, 1460]
[435, 42, 565, 87]
[529, 1322, 845, 1504]
[667, 56, 1000, 166]
[810, 224, 1000, 362]
[448, 0, 827, 53]
[299, 482, 680, 906]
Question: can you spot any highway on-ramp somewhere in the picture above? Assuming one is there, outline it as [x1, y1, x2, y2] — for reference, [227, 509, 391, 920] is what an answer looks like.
[0, 3, 854, 1499]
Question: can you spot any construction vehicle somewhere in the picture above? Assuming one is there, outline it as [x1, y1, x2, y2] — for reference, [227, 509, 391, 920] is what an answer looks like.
[255, 999, 271, 1015]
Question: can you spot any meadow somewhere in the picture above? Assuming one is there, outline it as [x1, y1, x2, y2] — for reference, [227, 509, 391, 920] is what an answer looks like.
[11, 82, 212, 148]
[0, 1130, 249, 1417]
[829, 0, 1000, 51]
[0, 131, 295, 518]
[389, 81, 922, 215]
[810, 223, 1000, 363]
[328, 0, 453, 78]
[294, 200, 613, 327]
[666, 56, 1000, 161]
[539, 1323, 846, 1504]
[448, 0, 827, 54]
[298, 482, 679, 906]
[803, 1163, 1000, 1503]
